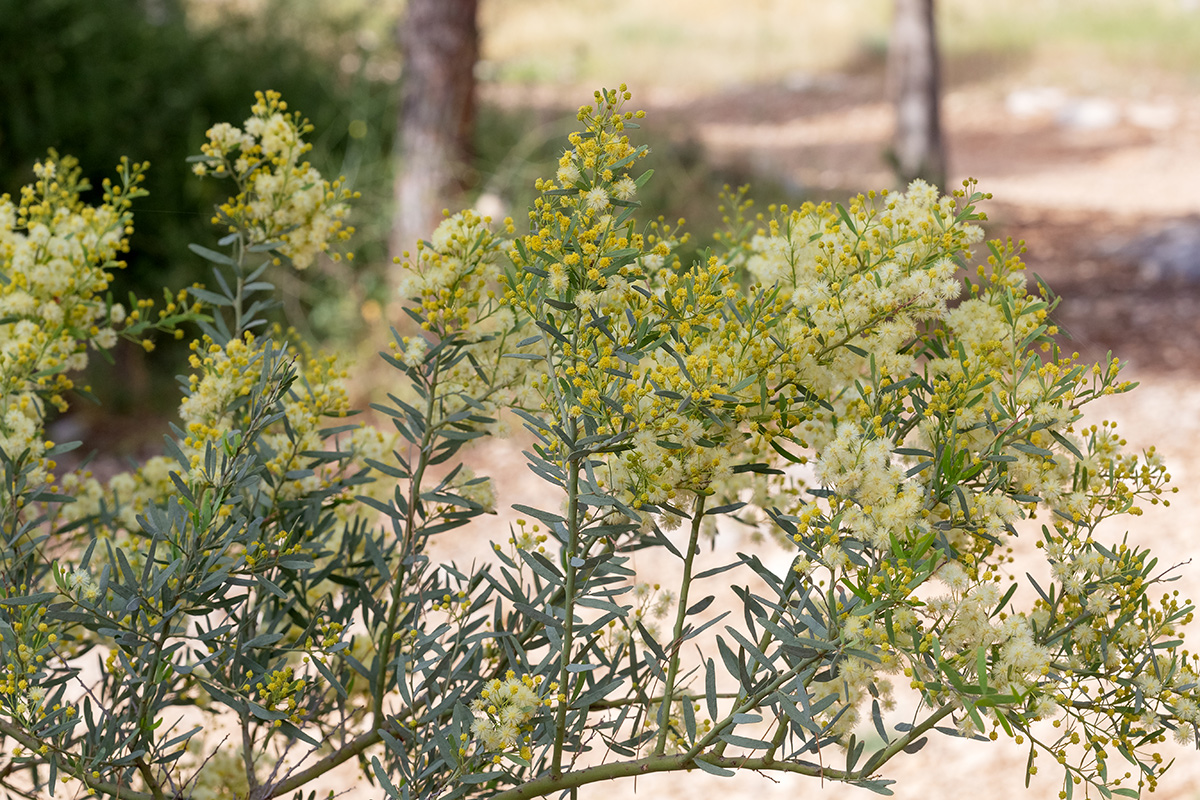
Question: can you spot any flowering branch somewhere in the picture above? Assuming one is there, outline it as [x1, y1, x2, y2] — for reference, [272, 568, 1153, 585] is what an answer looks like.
[0, 86, 1193, 800]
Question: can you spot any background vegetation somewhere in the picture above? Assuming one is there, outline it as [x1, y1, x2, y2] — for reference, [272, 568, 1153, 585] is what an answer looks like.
[6, 0, 1199, 489]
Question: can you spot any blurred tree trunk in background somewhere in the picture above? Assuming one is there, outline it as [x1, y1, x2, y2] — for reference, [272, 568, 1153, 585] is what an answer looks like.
[888, 0, 946, 189]
[390, 0, 479, 262]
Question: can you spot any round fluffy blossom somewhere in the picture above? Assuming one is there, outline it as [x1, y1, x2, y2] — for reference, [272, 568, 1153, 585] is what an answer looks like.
[399, 336, 428, 368]
[584, 186, 609, 214]
[470, 672, 553, 756]
[556, 158, 581, 186]
[65, 567, 99, 602]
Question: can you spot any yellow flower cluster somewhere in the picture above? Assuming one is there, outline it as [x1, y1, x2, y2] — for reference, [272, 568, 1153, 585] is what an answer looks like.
[55, 333, 299, 541]
[757, 202, 1162, 579]
[57, 564, 100, 604]
[900, 535, 1200, 792]
[504, 88, 651, 325]
[179, 331, 364, 493]
[505, 88, 760, 516]
[505, 93, 992, 536]
[0, 154, 146, 484]
[396, 209, 511, 339]
[56, 329, 396, 599]
[582, 258, 745, 509]
[503, 518, 549, 554]
[390, 211, 530, 439]
[470, 671, 556, 761]
[311, 619, 345, 652]
[194, 90, 355, 269]
[0, 590, 59, 726]
[245, 666, 305, 727]
[745, 183, 969, 390]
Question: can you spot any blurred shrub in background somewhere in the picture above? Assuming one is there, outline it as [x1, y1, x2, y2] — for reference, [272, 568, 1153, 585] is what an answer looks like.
[0, 0, 399, 353]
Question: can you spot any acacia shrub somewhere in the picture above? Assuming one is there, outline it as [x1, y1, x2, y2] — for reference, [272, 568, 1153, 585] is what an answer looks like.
[0, 87, 1194, 800]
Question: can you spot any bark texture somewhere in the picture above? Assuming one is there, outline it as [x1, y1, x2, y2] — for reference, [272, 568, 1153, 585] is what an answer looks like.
[390, 0, 479, 262]
[888, 0, 946, 189]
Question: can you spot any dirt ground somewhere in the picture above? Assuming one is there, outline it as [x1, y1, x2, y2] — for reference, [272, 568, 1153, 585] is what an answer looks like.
[478, 70, 1200, 800]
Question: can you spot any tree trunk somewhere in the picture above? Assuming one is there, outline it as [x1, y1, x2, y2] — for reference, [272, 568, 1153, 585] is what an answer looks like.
[888, 0, 946, 189]
[390, 0, 479, 262]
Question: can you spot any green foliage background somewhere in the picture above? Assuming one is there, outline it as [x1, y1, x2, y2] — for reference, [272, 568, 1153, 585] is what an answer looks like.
[0, 0, 397, 331]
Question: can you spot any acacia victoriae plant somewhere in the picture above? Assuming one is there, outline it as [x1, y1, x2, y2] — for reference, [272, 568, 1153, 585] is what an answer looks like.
[0, 86, 1194, 800]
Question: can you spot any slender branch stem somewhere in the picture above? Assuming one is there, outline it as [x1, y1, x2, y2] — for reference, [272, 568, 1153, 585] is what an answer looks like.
[491, 701, 954, 800]
[232, 235, 247, 337]
[858, 704, 954, 776]
[373, 357, 442, 728]
[588, 691, 742, 711]
[240, 706, 258, 797]
[135, 758, 166, 800]
[764, 712, 789, 763]
[131, 625, 173, 798]
[552, 434, 581, 777]
[654, 492, 706, 755]
[266, 727, 385, 798]
[493, 752, 853, 800]
[712, 588, 795, 759]
[684, 659, 811, 760]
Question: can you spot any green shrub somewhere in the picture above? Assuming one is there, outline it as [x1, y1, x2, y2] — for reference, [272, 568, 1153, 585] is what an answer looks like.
[0, 0, 396, 341]
[0, 87, 1194, 800]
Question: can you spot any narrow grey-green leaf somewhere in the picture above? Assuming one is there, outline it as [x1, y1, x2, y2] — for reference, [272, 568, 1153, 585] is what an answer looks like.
[719, 733, 771, 750]
[692, 757, 735, 777]
[705, 658, 719, 722]
[188, 243, 236, 266]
